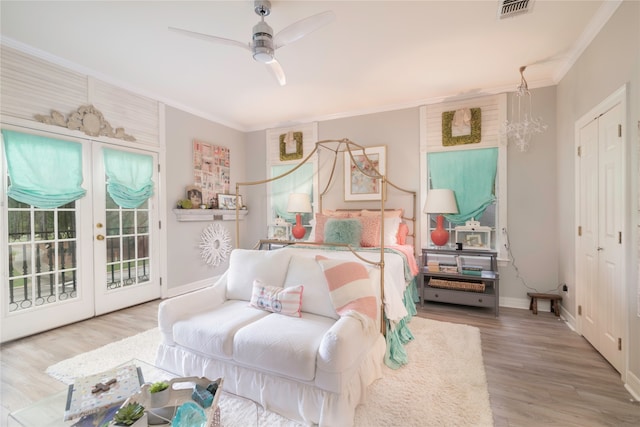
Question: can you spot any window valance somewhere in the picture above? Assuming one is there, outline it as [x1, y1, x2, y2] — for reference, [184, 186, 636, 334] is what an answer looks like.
[1, 130, 86, 208]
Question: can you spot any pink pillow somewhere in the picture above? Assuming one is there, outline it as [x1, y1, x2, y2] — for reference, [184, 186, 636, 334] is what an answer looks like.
[358, 215, 381, 247]
[396, 222, 409, 245]
[321, 209, 351, 217]
[315, 256, 377, 322]
[360, 209, 403, 218]
[249, 280, 304, 317]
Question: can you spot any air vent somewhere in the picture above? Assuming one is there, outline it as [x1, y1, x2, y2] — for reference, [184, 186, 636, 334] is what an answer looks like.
[498, 0, 534, 19]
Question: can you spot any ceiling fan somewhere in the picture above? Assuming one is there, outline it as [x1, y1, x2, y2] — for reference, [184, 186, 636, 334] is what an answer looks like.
[169, 0, 335, 86]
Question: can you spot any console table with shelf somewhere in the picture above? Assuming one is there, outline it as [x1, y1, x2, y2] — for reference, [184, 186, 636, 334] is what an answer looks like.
[420, 248, 499, 316]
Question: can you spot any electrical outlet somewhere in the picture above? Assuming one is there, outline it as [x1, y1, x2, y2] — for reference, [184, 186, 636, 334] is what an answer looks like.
[562, 284, 568, 292]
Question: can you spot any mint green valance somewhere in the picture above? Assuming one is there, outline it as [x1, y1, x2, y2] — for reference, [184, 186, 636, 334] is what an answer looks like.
[103, 148, 154, 209]
[428, 148, 497, 224]
[1, 130, 86, 208]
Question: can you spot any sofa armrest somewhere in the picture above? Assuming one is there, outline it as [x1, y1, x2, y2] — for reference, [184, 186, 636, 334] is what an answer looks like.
[158, 273, 227, 345]
[316, 316, 379, 373]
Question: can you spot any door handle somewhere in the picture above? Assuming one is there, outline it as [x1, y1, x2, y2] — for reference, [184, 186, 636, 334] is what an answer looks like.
[96, 234, 105, 241]
[597, 247, 604, 251]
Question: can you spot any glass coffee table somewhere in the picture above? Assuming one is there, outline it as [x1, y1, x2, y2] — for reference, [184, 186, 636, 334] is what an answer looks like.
[7, 359, 260, 427]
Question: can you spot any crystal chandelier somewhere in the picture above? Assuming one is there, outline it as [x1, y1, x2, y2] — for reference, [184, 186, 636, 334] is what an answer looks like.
[501, 66, 547, 152]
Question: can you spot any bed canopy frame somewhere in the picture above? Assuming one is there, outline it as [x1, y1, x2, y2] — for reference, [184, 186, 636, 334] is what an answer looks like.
[232, 138, 417, 333]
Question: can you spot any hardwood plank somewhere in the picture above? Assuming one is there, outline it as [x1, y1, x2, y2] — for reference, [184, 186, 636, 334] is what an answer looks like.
[2, 299, 639, 426]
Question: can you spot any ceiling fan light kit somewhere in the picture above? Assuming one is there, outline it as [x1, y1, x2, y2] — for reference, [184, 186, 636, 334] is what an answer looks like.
[169, 0, 335, 86]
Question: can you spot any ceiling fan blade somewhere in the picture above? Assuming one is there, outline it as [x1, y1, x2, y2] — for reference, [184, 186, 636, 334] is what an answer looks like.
[168, 26, 250, 51]
[274, 10, 335, 49]
[266, 59, 286, 86]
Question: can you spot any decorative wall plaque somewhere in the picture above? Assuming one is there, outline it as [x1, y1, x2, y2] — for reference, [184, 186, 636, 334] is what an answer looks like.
[35, 105, 136, 142]
[442, 108, 481, 146]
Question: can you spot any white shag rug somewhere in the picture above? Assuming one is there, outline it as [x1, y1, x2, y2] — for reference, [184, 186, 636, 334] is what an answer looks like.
[46, 317, 493, 426]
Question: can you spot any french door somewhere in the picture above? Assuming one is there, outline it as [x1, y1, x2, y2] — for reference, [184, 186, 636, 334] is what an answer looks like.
[1, 131, 160, 342]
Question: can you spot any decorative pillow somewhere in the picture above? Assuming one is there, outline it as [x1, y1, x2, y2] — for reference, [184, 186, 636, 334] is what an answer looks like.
[321, 209, 351, 217]
[315, 256, 377, 323]
[396, 222, 410, 245]
[383, 216, 402, 246]
[307, 218, 317, 242]
[324, 218, 362, 246]
[357, 215, 381, 247]
[313, 214, 330, 242]
[249, 280, 303, 317]
[360, 209, 403, 218]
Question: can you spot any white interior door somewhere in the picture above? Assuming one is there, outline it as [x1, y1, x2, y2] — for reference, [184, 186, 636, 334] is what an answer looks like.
[577, 101, 625, 373]
[92, 144, 160, 315]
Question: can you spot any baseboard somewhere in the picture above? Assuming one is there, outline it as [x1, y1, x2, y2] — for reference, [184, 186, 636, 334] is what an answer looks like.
[625, 370, 640, 401]
[164, 275, 221, 298]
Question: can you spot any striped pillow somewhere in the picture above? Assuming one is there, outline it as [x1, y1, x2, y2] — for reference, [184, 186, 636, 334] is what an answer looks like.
[249, 280, 304, 317]
[315, 256, 377, 323]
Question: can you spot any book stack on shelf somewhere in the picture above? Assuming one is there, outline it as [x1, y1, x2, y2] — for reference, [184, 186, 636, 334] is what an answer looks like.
[426, 260, 440, 272]
[439, 263, 458, 273]
[461, 265, 483, 276]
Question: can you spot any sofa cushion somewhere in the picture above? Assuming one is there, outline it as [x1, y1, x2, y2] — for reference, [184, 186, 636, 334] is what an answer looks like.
[250, 280, 303, 317]
[226, 249, 292, 301]
[173, 300, 269, 359]
[233, 312, 334, 381]
[283, 255, 338, 320]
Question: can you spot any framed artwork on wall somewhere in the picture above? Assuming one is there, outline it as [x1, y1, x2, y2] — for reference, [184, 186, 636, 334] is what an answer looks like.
[343, 145, 386, 201]
[279, 131, 303, 161]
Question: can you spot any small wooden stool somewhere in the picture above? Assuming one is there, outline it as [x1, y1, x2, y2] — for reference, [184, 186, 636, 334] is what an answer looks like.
[527, 292, 562, 316]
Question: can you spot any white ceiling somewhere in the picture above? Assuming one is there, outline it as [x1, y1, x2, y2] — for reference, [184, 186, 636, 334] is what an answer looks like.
[1, 1, 618, 132]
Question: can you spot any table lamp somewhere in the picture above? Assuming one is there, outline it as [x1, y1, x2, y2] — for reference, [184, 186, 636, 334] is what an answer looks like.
[423, 189, 458, 246]
[287, 193, 312, 239]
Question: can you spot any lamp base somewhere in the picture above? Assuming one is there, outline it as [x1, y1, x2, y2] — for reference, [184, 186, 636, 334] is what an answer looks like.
[292, 213, 305, 239]
[431, 215, 449, 246]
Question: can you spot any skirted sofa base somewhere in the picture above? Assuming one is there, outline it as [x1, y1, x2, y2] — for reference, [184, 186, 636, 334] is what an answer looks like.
[155, 335, 385, 425]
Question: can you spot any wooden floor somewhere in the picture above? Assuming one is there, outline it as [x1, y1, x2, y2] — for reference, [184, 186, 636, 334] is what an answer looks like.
[1, 299, 639, 426]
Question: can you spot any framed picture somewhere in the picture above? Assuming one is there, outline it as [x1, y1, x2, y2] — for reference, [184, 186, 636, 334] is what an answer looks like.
[464, 234, 482, 247]
[344, 146, 386, 201]
[442, 108, 481, 146]
[218, 194, 242, 210]
[268, 224, 292, 241]
[185, 185, 203, 208]
[279, 131, 303, 161]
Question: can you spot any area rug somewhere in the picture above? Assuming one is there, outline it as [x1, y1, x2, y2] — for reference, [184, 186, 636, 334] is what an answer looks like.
[46, 317, 493, 426]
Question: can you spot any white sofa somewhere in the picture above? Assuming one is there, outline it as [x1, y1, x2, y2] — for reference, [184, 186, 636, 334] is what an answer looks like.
[155, 248, 385, 426]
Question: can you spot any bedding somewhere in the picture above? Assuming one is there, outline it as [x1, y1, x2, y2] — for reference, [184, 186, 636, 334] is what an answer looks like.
[279, 244, 419, 368]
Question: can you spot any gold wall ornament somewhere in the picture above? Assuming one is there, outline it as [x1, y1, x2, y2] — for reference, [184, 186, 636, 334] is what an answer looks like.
[279, 131, 303, 161]
[442, 107, 481, 146]
[34, 105, 136, 142]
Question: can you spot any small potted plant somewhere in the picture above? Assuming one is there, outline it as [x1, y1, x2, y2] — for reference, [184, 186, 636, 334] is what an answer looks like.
[112, 402, 146, 426]
[148, 380, 171, 408]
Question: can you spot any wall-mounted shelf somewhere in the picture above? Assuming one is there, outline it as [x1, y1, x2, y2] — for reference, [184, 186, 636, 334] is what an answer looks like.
[172, 208, 248, 222]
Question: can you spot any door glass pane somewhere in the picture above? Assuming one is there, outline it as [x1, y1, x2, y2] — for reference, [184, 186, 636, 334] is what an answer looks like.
[104, 183, 151, 290]
[6, 198, 79, 312]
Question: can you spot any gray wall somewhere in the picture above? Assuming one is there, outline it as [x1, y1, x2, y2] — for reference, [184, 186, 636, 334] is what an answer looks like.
[164, 106, 246, 292]
[556, 0, 639, 385]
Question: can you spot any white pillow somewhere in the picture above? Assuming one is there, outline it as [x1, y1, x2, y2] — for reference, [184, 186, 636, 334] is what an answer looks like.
[226, 249, 292, 301]
[307, 218, 317, 242]
[250, 280, 303, 317]
[283, 255, 338, 319]
[383, 217, 402, 246]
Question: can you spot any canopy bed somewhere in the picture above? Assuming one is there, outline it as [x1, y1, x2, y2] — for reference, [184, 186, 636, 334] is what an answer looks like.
[234, 138, 419, 367]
